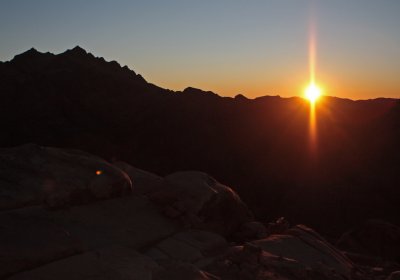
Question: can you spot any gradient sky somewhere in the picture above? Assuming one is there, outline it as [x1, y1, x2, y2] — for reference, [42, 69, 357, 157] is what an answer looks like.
[1, 0, 399, 99]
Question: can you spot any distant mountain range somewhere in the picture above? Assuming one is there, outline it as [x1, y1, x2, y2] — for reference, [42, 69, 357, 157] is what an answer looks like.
[1, 46, 399, 235]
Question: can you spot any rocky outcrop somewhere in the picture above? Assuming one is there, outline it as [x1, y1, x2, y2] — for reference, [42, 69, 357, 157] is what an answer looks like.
[145, 230, 228, 265]
[253, 225, 356, 278]
[0, 194, 178, 278]
[205, 225, 359, 280]
[7, 247, 160, 280]
[0, 144, 132, 210]
[149, 171, 253, 237]
[0, 214, 83, 278]
[0, 145, 398, 279]
[387, 271, 400, 280]
[114, 161, 163, 195]
[337, 220, 400, 263]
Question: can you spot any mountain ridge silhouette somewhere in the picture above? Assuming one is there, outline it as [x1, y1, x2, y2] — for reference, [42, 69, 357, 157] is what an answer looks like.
[5, 46, 398, 102]
[1, 47, 399, 235]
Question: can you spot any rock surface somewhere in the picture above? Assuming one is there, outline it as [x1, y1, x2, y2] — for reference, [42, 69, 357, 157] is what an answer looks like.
[114, 161, 163, 195]
[0, 195, 178, 278]
[0, 213, 83, 278]
[0, 145, 398, 279]
[0, 144, 132, 210]
[387, 271, 400, 280]
[145, 230, 228, 265]
[251, 225, 355, 279]
[204, 225, 363, 280]
[150, 171, 253, 237]
[337, 220, 400, 263]
[7, 247, 160, 280]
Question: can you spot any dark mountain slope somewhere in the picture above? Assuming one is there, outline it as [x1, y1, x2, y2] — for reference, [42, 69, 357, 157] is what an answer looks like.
[1, 47, 399, 236]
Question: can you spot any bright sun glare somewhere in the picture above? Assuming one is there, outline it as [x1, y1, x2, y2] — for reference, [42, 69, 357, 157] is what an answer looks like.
[305, 83, 321, 103]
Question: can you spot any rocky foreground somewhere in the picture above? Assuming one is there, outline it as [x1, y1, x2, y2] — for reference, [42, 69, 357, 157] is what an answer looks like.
[0, 144, 399, 280]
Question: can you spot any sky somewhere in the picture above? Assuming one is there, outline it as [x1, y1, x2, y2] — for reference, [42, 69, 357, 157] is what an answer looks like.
[1, 0, 399, 99]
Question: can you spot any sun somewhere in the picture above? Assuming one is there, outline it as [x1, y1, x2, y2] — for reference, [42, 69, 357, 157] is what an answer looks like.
[304, 83, 321, 103]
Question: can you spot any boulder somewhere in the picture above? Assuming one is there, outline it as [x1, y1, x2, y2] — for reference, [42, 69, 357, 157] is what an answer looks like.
[145, 230, 228, 264]
[7, 247, 160, 280]
[0, 144, 132, 210]
[266, 217, 290, 235]
[205, 243, 311, 280]
[205, 225, 360, 280]
[337, 219, 400, 263]
[0, 212, 83, 278]
[39, 195, 179, 251]
[114, 161, 163, 195]
[0, 195, 178, 277]
[252, 225, 355, 277]
[149, 171, 252, 237]
[234, 221, 268, 241]
[153, 262, 219, 280]
[284, 225, 356, 275]
[388, 271, 400, 280]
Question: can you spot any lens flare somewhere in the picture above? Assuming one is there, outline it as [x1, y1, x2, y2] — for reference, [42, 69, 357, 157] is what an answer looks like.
[306, 11, 320, 156]
[305, 83, 321, 104]
[305, 10, 322, 105]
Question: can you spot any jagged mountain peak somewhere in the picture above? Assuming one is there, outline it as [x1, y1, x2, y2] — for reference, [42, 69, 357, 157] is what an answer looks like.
[12, 47, 45, 62]
[24, 47, 39, 54]
[63, 45, 87, 55]
[2, 47, 153, 88]
[61, 46, 96, 60]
